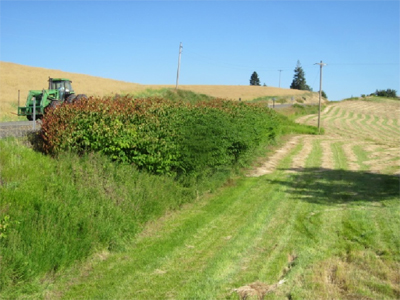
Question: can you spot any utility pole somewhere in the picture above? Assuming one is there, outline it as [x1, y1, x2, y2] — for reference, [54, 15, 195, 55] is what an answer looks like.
[314, 60, 326, 133]
[278, 70, 282, 88]
[175, 42, 183, 90]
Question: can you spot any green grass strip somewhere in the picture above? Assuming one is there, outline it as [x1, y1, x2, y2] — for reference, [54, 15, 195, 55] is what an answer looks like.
[352, 145, 370, 171]
[331, 141, 348, 170]
[305, 139, 322, 168]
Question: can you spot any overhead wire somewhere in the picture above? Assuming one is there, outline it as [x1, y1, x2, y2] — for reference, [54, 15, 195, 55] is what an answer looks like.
[186, 51, 292, 72]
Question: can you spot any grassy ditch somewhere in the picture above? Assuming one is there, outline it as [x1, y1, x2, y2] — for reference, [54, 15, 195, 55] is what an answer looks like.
[0, 137, 235, 295]
[16, 132, 399, 300]
[0, 91, 319, 295]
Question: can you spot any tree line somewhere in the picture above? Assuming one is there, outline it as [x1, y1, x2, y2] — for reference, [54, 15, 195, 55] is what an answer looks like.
[250, 61, 398, 101]
[249, 60, 321, 95]
[370, 89, 397, 98]
[250, 60, 311, 89]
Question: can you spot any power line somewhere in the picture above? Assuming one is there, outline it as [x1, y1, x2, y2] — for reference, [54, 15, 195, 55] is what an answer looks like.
[186, 52, 292, 72]
[326, 62, 398, 66]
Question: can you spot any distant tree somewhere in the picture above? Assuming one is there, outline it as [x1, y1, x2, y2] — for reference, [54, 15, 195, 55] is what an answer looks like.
[290, 60, 311, 91]
[374, 89, 397, 98]
[321, 90, 328, 99]
[250, 72, 261, 86]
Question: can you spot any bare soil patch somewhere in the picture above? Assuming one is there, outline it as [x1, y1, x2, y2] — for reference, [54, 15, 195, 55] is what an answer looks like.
[248, 135, 302, 177]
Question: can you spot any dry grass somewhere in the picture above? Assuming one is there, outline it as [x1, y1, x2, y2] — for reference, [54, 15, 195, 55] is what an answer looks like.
[0, 61, 146, 120]
[233, 281, 272, 299]
[249, 100, 400, 177]
[0, 61, 318, 121]
[171, 84, 310, 101]
[304, 254, 400, 300]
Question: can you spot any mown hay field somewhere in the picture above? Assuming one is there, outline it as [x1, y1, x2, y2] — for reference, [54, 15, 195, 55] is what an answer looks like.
[252, 98, 400, 176]
[33, 98, 400, 300]
[0, 61, 319, 121]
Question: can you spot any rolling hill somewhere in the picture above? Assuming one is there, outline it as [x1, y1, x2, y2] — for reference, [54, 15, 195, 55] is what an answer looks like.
[0, 61, 323, 121]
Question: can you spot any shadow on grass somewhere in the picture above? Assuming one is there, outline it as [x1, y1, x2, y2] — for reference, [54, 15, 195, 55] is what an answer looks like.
[267, 168, 399, 205]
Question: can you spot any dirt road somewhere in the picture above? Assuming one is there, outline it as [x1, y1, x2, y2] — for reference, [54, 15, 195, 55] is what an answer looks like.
[0, 121, 39, 138]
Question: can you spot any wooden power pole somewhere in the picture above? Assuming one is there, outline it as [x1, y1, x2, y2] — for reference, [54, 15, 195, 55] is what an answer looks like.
[278, 70, 282, 88]
[175, 42, 183, 90]
[314, 60, 326, 133]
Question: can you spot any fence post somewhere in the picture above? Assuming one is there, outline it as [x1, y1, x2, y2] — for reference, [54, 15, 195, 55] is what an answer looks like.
[33, 99, 36, 130]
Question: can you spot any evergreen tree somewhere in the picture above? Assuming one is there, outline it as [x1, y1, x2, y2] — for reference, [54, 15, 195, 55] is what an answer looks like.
[290, 60, 311, 91]
[250, 71, 261, 86]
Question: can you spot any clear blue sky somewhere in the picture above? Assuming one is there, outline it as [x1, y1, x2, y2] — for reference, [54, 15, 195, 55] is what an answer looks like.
[1, 0, 399, 100]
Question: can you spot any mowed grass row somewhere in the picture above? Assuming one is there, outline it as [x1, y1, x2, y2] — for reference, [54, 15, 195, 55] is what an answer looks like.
[41, 105, 400, 299]
[296, 98, 400, 174]
[319, 99, 400, 147]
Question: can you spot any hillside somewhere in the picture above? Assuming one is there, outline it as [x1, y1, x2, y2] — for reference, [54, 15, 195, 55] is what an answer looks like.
[0, 61, 323, 121]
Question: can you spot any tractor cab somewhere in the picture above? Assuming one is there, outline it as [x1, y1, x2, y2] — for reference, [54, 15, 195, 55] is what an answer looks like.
[48, 78, 74, 100]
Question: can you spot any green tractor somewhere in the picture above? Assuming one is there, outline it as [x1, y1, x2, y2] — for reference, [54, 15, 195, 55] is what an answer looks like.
[18, 77, 87, 120]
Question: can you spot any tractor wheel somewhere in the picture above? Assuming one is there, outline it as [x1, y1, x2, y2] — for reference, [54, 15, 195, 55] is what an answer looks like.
[66, 94, 77, 104]
[74, 94, 88, 103]
[27, 115, 42, 121]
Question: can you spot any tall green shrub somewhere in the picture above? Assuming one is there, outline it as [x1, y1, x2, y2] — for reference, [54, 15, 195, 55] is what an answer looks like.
[39, 95, 301, 175]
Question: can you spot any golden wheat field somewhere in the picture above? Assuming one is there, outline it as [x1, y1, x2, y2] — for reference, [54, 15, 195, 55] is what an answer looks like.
[0, 61, 320, 121]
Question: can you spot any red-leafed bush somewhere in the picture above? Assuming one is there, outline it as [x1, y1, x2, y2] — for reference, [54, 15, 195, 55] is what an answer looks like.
[40, 95, 286, 174]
